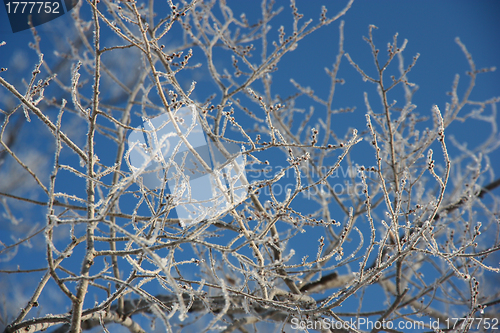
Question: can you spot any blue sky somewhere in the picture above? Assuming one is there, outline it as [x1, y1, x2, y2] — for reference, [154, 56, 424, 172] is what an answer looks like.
[1, 1, 499, 331]
[1, 1, 499, 136]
